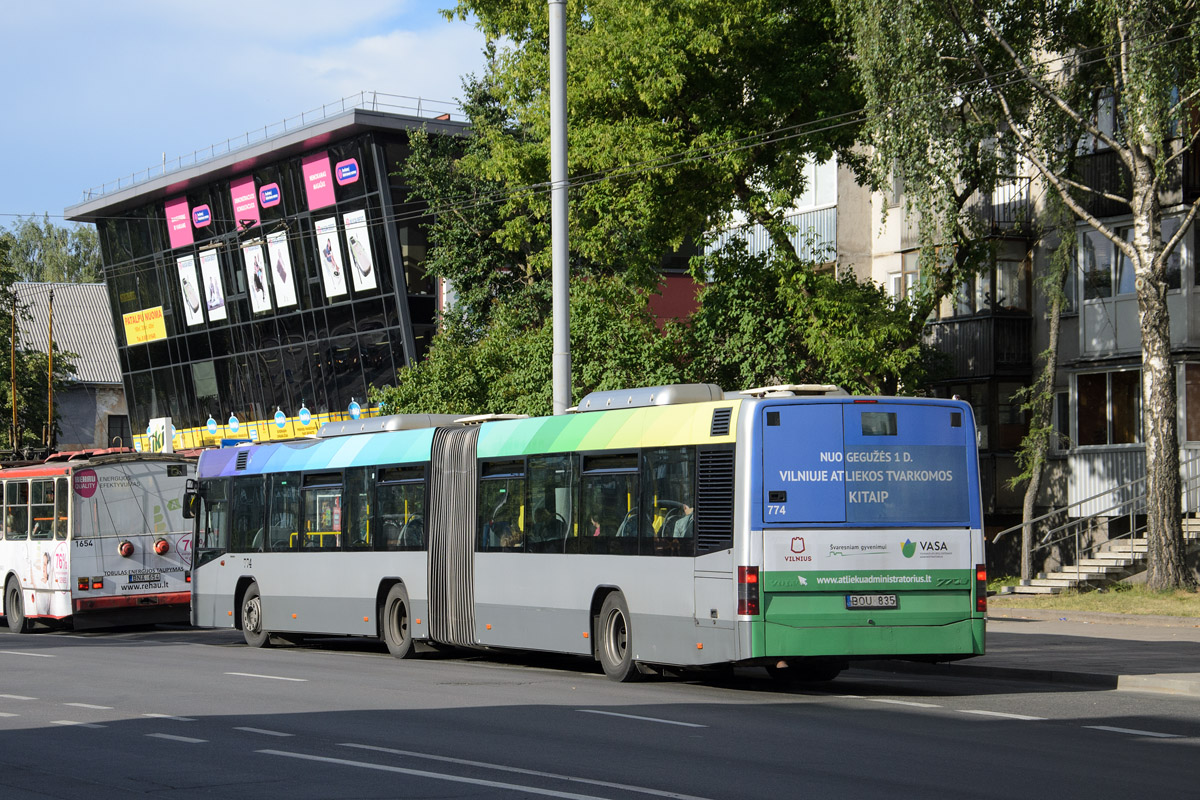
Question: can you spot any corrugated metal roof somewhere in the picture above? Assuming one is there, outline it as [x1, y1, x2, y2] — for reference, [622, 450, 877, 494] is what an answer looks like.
[13, 282, 122, 385]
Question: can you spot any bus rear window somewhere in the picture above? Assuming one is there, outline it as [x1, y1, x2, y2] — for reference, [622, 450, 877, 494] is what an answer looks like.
[861, 412, 897, 436]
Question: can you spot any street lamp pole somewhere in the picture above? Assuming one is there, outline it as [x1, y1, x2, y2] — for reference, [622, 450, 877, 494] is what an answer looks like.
[549, 0, 571, 414]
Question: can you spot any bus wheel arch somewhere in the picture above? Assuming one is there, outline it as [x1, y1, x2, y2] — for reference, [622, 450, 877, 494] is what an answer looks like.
[4, 576, 29, 634]
[238, 580, 271, 648]
[379, 581, 414, 659]
[594, 589, 642, 682]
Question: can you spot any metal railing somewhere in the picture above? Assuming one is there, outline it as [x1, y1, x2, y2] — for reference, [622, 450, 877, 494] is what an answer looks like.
[994, 451, 1200, 582]
[78, 91, 463, 203]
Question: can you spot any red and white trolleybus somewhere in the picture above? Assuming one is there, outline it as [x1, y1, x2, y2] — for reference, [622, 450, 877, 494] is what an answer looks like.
[1, 451, 196, 632]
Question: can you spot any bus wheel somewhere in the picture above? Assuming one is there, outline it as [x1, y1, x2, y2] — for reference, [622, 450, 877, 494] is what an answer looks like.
[5, 579, 28, 634]
[241, 584, 271, 648]
[381, 584, 414, 659]
[597, 592, 641, 682]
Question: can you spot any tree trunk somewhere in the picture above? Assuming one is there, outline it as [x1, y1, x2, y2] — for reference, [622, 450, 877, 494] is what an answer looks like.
[1020, 282, 1064, 582]
[1130, 148, 1195, 590]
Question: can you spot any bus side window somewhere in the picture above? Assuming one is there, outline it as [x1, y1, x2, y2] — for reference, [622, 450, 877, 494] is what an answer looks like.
[301, 472, 343, 552]
[195, 479, 229, 567]
[526, 455, 573, 554]
[575, 454, 639, 556]
[344, 466, 373, 552]
[642, 447, 697, 558]
[267, 473, 300, 553]
[478, 461, 525, 552]
[5, 480, 30, 541]
[376, 466, 425, 552]
[230, 476, 266, 553]
[54, 477, 69, 539]
[29, 480, 54, 540]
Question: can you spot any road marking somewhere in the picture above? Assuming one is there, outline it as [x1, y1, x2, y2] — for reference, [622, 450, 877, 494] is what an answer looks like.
[576, 709, 707, 728]
[51, 720, 106, 729]
[265, 749, 714, 800]
[0, 694, 36, 700]
[1084, 725, 1183, 739]
[235, 727, 293, 737]
[0, 712, 18, 717]
[224, 672, 308, 682]
[147, 733, 207, 743]
[837, 694, 864, 699]
[340, 742, 713, 800]
[64, 703, 113, 710]
[0, 651, 54, 658]
[867, 698, 941, 708]
[143, 713, 196, 722]
[960, 710, 1047, 721]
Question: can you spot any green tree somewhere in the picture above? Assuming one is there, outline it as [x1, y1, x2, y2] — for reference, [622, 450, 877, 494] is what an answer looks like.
[0, 237, 78, 452]
[3, 215, 102, 283]
[839, 0, 1200, 589]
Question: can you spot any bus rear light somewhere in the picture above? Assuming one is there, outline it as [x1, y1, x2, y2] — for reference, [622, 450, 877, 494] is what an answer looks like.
[92, 577, 104, 590]
[118, 540, 134, 557]
[154, 538, 170, 555]
[185, 571, 191, 583]
[976, 564, 987, 613]
[737, 566, 760, 616]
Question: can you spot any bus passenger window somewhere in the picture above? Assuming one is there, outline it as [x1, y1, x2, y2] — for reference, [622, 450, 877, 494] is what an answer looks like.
[267, 473, 300, 553]
[345, 467, 374, 551]
[642, 447, 696, 557]
[54, 477, 69, 539]
[576, 454, 639, 556]
[30, 480, 54, 540]
[231, 477, 266, 553]
[5, 481, 29, 540]
[376, 466, 426, 551]
[479, 461, 525, 552]
[301, 472, 343, 552]
[526, 455, 573, 554]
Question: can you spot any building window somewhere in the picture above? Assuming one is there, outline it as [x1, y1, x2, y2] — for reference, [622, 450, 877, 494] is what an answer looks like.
[1076, 370, 1141, 446]
[901, 251, 919, 299]
[1185, 365, 1200, 442]
[107, 414, 131, 448]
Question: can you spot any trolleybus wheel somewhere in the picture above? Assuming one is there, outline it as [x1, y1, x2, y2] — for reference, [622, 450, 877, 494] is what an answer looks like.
[597, 592, 641, 682]
[241, 584, 271, 648]
[381, 584, 414, 659]
[5, 579, 28, 634]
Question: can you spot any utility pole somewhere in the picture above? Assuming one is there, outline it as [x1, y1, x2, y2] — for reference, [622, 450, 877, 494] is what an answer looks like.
[549, 0, 571, 414]
[46, 288, 54, 449]
[10, 296, 16, 449]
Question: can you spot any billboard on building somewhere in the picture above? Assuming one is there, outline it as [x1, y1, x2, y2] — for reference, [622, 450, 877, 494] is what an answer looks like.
[230, 176, 261, 229]
[176, 254, 205, 326]
[267, 230, 298, 308]
[199, 248, 227, 321]
[242, 241, 273, 313]
[342, 209, 377, 292]
[165, 196, 193, 249]
[314, 216, 348, 299]
[303, 151, 336, 210]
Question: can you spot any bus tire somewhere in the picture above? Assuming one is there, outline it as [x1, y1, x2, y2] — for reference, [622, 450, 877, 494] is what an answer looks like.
[241, 584, 271, 648]
[597, 592, 641, 682]
[381, 584, 414, 659]
[5, 579, 28, 634]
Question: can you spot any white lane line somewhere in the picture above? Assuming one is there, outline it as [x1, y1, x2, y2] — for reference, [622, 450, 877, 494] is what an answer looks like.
[837, 694, 864, 699]
[0, 694, 36, 700]
[266, 749, 714, 800]
[340, 742, 713, 800]
[146, 733, 207, 744]
[224, 672, 308, 682]
[867, 698, 941, 708]
[64, 703, 113, 710]
[235, 727, 293, 737]
[51, 720, 106, 729]
[0, 651, 54, 658]
[0, 712, 19, 717]
[1084, 725, 1183, 739]
[143, 713, 196, 722]
[576, 709, 707, 728]
[960, 710, 1047, 721]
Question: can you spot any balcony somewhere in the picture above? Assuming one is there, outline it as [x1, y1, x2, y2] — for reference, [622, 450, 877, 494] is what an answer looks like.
[924, 314, 1033, 379]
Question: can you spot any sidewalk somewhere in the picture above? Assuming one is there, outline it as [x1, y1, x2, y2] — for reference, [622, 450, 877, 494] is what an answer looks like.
[856, 608, 1200, 697]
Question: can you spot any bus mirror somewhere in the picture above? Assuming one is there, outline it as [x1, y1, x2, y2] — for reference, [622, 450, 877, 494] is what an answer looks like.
[182, 491, 198, 520]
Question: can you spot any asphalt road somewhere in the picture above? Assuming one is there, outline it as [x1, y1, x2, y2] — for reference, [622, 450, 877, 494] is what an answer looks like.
[1, 625, 1197, 799]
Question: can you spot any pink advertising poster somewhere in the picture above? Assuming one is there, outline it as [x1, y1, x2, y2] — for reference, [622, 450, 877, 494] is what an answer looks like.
[242, 241, 272, 313]
[342, 209, 377, 292]
[302, 151, 336, 210]
[230, 176, 261, 228]
[314, 216, 348, 299]
[266, 230, 298, 308]
[165, 196, 194, 249]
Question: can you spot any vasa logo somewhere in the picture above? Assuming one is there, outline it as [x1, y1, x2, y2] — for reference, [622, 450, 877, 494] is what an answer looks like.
[901, 539, 916, 558]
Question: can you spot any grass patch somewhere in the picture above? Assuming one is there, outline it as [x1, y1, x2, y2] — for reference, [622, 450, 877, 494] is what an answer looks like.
[989, 585, 1200, 617]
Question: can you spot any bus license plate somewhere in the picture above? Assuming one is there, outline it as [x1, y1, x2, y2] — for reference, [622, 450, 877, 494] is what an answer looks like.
[845, 593, 898, 610]
[128, 571, 161, 584]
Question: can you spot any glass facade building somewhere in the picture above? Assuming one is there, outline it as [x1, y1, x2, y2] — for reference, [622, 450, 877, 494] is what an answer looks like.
[66, 109, 465, 434]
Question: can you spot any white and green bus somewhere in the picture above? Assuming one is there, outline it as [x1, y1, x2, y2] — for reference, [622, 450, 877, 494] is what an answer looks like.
[187, 384, 986, 681]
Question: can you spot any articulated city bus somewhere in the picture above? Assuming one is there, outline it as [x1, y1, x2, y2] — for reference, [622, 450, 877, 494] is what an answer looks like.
[1, 452, 196, 631]
[187, 384, 986, 681]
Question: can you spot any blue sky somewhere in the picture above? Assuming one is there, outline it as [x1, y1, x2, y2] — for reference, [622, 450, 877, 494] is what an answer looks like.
[0, 1, 487, 223]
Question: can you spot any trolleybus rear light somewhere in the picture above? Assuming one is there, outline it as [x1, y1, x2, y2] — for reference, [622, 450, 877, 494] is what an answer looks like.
[78, 578, 89, 591]
[154, 538, 170, 555]
[975, 564, 987, 612]
[118, 540, 135, 557]
[184, 571, 191, 583]
[737, 566, 760, 616]
[92, 577, 103, 590]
